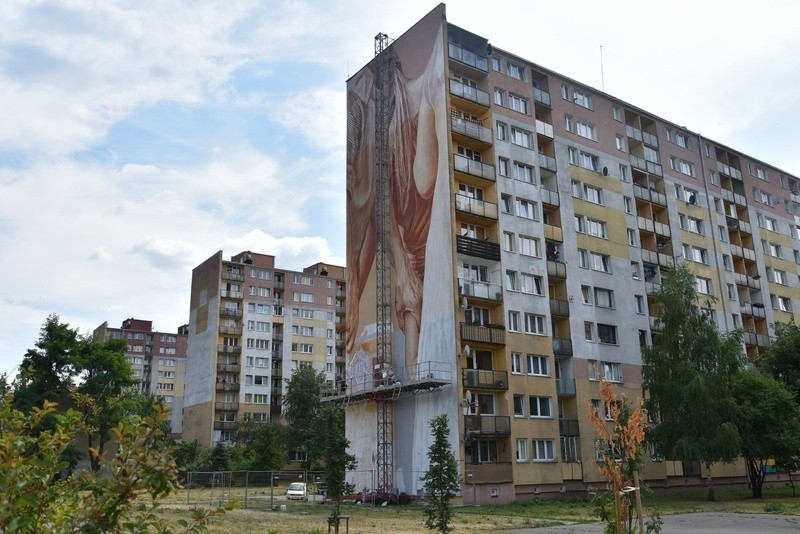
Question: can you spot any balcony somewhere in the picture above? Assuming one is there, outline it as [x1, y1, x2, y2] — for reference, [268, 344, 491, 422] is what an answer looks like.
[630, 155, 663, 177]
[218, 344, 242, 354]
[448, 79, 490, 109]
[544, 224, 563, 243]
[533, 87, 551, 106]
[465, 462, 513, 484]
[459, 279, 503, 302]
[535, 119, 554, 139]
[556, 378, 576, 397]
[744, 331, 769, 347]
[453, 154, 496, 182]
[547, 260, 567, 279]
[272, 332, 284, 341]
[213, 421, 238, 431]
[456, 235, 501, 261]
[538, 153, 557, 177]
[625, 125, 658, 147]
[733, 272, 761, 290]
[463, 415, 511, 437]
[633, 184, 666, 207]
[730, 244, 756, 261]
[462, 369, 508, 390]
[640, 248, 674, 268]
[271, 386, 283, 396]
[717, 161, 743, 181]
[273, 280, 285, 289]
[270, 404, 282, 416]
[455, 193, 498, 220]
[460, 322, 505, 346]
[219, 325, 242, 335]
[740, 303, 767, 319]
[451, 116, 492, 145]
[214, 402, 239, 411]
[219, 308, 243, 318]
[552, 337, 573, 357]
[220, 290, 243, 299]
[637, 216, 671, 238]
[550, 298, 570, 317]
[215, 382, 241, 392]
[540, 187, 559, 207]
[216, 363, 241, 373]
[649, 315, 662, 332]
[559, 418, 580, 437]
[448, 42, 488, 72]
[222, 271, 244, 282]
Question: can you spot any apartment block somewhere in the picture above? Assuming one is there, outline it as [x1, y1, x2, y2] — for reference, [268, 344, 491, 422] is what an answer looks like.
[92, 318, 188, 439]
[183, 250, 345, 447]
[341, 4, 800, 503]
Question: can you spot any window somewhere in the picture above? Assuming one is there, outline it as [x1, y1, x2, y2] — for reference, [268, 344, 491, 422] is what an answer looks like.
[520, 273, 544, 295]
[564, 114, 574, 132]
[516, 439, 529, 462]
[518, 235, 539, 257]
[293, 292, 314, 303]
[503, 231, 515, 252]
[527, 354, 549, 376]
[583, 185, 602, 205]
[466, 306, 490, 326]
[492, 57, 501, 71]
[493, 88, 504, 106]
[615, 134, 625, 151]
[584, 321, 594, 342]
[576, 121, 597, 140]
[513, 161, 534, 183]
[251, 268, 271, 280]
[507, 61, 525, 80]
[590, 252, 611, 272]
[515, 198, 538, 220]
[612, 105, 622, 121]
[624, 196, 633, 213]
[568, 147, 599, 171]
[508, 93, 529, 114]
[510, 127, 533, 148]
[578, 249, 588, 268]
[500, 193, 511, 213]
[505, 270, 518, 291]
[532, 439, 556, 461]
[291, 343, 313, 353]
[477, 440, 498, 463]
[572, 89, 594, 109]
[524, 313, 546, 335]
[588, 361, 599, 381]
[529, 396, 552, 418]
[709, 171, 718, 185]
[687, 216, 704, 234]
[750, 163, 769, 181]
[581, 285, 592, 304]
[597, 324, 618, 345]
[627, 228, 636, 246]
[668, 129, 692, 149]
[602, 362, 623, 382]
[695, 276, 712, 295]
[507, 311, 520, 332]
[496, 122, 507, 141]
[761, 216, 777, 232]
[594, 288, 614, 308]
[682, 244, 708, 264]
[775, 295, 792, 312]
[513, 395, 525, 417]
[511, 352, 523, 374]
[619, 164, 628, 182]
[635, 295, 645, 314]
[631, 261, 641, 279]
[773, 270, 787, 285]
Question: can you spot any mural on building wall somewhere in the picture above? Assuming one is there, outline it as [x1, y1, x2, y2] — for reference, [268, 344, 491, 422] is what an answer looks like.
[345, 4, 459, 491]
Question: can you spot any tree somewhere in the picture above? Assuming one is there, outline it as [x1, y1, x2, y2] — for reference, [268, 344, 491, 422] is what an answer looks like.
[0, 394, 219, 532]
[641, 264, 744, 500]
[730, 371, 800, 498]
[757, 320, 800, 405]
[283, 366, 325, 466]
[175, 440, 211, 478]
[420, 414, 459, 534]
[71, 337, 138, 472]
[309, 403, 356, 533]
[231, 418, 286, 471]
[208, 442, 231, 472]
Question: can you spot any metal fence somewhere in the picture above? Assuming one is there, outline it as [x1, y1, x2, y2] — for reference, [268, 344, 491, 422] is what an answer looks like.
[185, 470, 324, 509]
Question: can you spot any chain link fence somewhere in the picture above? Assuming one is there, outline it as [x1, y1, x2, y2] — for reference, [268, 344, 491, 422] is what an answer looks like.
[185, 470, 324, 509]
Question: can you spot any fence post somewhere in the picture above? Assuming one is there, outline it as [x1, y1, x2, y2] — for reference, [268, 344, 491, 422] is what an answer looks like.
[187, 472, 191, 505]
[244, 471, 249, 508]
[211, 472, 215, 506]
[270, 471, 274, 510]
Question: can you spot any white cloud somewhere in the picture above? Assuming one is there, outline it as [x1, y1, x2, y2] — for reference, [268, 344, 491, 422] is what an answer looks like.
[269, 88, 346, 151]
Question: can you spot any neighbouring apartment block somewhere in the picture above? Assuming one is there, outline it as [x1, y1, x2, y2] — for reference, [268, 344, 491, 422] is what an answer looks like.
[183, 250, 345, 449]
[339, 3, 800, 503]
[93, 318, 188, 439]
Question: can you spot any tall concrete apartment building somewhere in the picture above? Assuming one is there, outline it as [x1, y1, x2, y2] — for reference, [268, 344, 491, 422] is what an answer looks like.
[341, 4, 799, 502]
[183, 250, 345, 447]
[92, 318, 188, 439]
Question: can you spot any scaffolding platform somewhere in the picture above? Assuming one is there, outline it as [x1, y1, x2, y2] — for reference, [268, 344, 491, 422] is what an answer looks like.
[322, 361, 453, 405]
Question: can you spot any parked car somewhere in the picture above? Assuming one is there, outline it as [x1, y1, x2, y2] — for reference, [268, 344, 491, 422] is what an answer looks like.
[286, 482, 307, 501]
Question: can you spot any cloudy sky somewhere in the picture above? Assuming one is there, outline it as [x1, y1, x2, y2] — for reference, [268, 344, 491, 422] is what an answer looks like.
[1, 0, 798, 376]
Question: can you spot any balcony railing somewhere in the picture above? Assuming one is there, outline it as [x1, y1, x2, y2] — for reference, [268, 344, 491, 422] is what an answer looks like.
[717, 161, 743, 181]
[559, 418, 580, 436]
[625, 124, 643, 142]
[533, 87, 551, 106]
[216, 363, 241, 373]
[556, 378, 576, 397]
[455, 193, 498, 220]
[222, 271, 244, 282]
[544, 224, 563, 243]
[460, 322, 505, 345]
[630, 154, 663, 177]
[540, 187, 559, 207]
[451, 116, 492, 144]
[453, 154, 496, 181]
[448, 42, 488, 72]
[462, 369, 508, 390]
[547, 260, 567, 279]
[218, 326, 242, 335]
[538, 153, 557, 175]
[552, 337, 573, 357]
[633, 184, 666, 206]
[219, 308, 243, 317]
[218, 344, 242, 354]
[456, 235, 500, 261]
[464, 415, 510, 437]
[214, 402, 239, 411]
[220, 290, 243, 299]
[550, 298, 570, 317]
[213, 421, 238, 431]
[535, 119, 554, 138]
[733, 272, 761, 290]
[744, 331, 769, 347]
[215, 382, 240, 392]
[459, 279, 503, 302]
[448, 79, 490, 107]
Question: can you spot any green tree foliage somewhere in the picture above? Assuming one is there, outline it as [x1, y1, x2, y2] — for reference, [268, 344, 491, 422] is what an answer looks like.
[208, 442, 231, 472]
[283, 366, 325, 465]
[420, 414, 459, 534]
[0, 394, 218, 532]
[309, 403, 356, 532]
[730, 371, 800, 498]
[758, 320, 800, 405]
[641, 265, 744, 500]
[174, 440, 211, 477]
[231, 419, 286, 471]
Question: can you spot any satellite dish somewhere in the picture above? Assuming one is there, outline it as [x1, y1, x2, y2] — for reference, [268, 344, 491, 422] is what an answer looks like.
[602, 166, 609, 176]
[463, 344, 472, 357]
[688, 194, 696, 205]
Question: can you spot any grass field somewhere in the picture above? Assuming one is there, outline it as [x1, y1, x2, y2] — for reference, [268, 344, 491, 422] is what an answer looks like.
[156, 485, 800, 533]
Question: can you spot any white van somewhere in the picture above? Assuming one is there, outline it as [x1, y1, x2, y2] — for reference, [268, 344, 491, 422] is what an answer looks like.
[286, 482, 307, 501]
